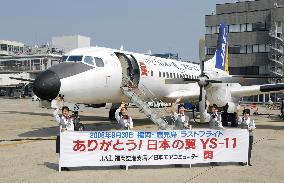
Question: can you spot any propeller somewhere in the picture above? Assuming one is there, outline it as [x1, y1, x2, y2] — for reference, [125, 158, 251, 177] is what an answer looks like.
[198, 39, 207, 123]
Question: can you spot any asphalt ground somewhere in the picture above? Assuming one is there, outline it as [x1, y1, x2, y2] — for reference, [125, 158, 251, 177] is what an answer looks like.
[0, 98, 283, 183]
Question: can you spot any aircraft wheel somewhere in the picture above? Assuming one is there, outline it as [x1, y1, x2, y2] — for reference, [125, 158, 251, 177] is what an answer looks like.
[109, 108, 117, 120]
[230, 112, 238, 127]
[76, 123, 85, 131]
[221, 112, 229, 127]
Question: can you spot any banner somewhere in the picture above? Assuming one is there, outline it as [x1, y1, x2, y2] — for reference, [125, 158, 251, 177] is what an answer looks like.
[60, 129, 249, 168]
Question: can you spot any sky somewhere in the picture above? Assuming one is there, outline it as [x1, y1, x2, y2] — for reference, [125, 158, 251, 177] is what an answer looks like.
[0, 0, 235, 62]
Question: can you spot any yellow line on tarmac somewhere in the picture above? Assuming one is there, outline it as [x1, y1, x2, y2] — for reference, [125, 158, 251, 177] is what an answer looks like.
[0, 140, 38, 147]
[0, 138, 56, 148]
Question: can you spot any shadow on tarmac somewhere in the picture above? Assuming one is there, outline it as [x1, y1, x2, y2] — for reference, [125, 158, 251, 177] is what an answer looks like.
[42, 161, 242, 172]
[19, 126, 58, 138]
[3, 110, 52, 117]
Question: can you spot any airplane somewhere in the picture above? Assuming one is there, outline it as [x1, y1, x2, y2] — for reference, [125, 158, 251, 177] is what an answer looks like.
[32, 23, 284, 127]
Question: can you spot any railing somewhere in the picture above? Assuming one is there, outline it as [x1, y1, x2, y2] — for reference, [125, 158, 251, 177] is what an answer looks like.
[269, 31, 283, 42]
[139, 83, 176, 127]
[269, 57, 283, 65]
[270, 70, 283, 76]
[122, 77, 176, 128]
[270, 46, 283, 54]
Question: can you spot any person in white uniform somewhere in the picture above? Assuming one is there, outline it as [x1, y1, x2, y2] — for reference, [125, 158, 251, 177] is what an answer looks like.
[208, 104, 224, 166]
[239, 109, 256, 166]
[171, 98, 190, 130]
[115, 103, 133, 169]
[115, 103, 133, 130]
[53, 104, 74, 171]
[209, 104, 225, 130]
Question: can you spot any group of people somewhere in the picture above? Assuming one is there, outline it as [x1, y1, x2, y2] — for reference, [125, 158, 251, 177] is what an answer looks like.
[54, 97, 255, 171]
[171, 98, 256, 166]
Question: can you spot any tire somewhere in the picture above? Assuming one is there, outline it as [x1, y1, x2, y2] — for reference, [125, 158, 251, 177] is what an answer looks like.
[221, 112, 229, 127]
[230, 113, 238, 127]
[109, 108, 117, 120]
[76, 123, 85, 131]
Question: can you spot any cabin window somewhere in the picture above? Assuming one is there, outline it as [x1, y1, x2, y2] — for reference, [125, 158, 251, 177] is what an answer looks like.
[166, 72, 169, 78]
[180, 74, 183, 78]
[68, 55, 83, 62]
[159, 71, 161, 77]
[163, 72, 165, 78]
[94, 57, 104, 67]
[84, 56, 94, 65]
[173, 73, 176, 78]
[151, 70, 154, 77]
[170, 73, 173, 78]
[176, 74, 179, 78]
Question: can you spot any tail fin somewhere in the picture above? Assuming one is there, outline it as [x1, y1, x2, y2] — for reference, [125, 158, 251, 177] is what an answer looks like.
[205, 23, 229, 75]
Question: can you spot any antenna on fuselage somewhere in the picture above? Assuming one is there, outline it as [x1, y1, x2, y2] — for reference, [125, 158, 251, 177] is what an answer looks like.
[120, 45, 124, 51]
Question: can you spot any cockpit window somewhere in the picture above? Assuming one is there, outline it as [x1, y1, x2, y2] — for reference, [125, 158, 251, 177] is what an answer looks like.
[59, 56, 68, 62]
[67, 55, 83, 62]
[84, 56, 94, 65]
[94, 57, 104, 67]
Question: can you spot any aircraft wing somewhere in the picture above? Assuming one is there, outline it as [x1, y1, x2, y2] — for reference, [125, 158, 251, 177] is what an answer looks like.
[231, 83, 284, 98]
[165, 90, 199, 100]
[9, 77, 35, 82]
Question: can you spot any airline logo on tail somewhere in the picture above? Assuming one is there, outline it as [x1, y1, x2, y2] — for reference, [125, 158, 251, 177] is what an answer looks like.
[215, 23, 229, 74]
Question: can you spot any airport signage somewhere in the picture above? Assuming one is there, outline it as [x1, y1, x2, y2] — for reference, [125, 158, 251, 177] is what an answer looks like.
[59, 129, 248, 169]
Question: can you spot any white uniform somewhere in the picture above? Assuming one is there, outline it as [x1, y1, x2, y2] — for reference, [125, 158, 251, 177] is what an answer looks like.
[173, 112, 189, 130]
[239, 117, 256, 136]
[209, 112, 224, 130]
[115, 108, 133, 130]
[53, 108, 74, 132]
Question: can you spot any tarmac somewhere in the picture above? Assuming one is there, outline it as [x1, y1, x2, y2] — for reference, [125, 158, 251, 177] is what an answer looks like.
[0, 98, 283, 183]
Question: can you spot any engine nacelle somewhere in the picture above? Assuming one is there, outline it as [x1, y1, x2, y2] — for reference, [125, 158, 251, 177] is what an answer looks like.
[206, 84, 232, 107]
[206, 84, 239, 113]
[227, 102, 236, 113]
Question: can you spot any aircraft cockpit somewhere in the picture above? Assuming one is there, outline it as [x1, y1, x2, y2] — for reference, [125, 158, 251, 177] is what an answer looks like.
[59, 55, 105, 67]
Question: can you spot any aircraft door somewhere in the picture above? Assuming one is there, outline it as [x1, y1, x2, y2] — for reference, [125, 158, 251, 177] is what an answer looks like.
[115, 53, 140, 87]
[126, 54, 140, 86]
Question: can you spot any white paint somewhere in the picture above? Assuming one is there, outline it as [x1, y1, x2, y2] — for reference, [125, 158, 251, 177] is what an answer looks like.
[56, 47, 281, 112]
[59, 130, 249, 168]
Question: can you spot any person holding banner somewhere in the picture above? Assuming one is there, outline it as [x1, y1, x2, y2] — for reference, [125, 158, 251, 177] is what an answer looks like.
[53, 101, 74, 171]
[115, 103, 133, 130]
[115, 103, 133, 169]
[207, 103, 224, 166]
[209, 104, 225, 130]
[239, 109, 256, 166]
[171, 97, 190, 130]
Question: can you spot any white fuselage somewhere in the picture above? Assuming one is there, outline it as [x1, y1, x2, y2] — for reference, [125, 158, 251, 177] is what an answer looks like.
[60, 47, 206, 104]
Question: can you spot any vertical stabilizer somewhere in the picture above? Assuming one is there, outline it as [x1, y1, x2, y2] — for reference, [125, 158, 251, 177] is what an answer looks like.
[205, 23, 229, 75]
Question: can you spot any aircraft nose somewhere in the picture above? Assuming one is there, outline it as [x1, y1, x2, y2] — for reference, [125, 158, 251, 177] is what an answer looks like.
[33, 70, 61, 100]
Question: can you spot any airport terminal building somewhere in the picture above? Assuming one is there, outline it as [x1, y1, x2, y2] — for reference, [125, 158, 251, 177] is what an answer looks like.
[0, 35, 91, 97]
[205, 0, 284, 86]
[205, 0, 284, 102]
